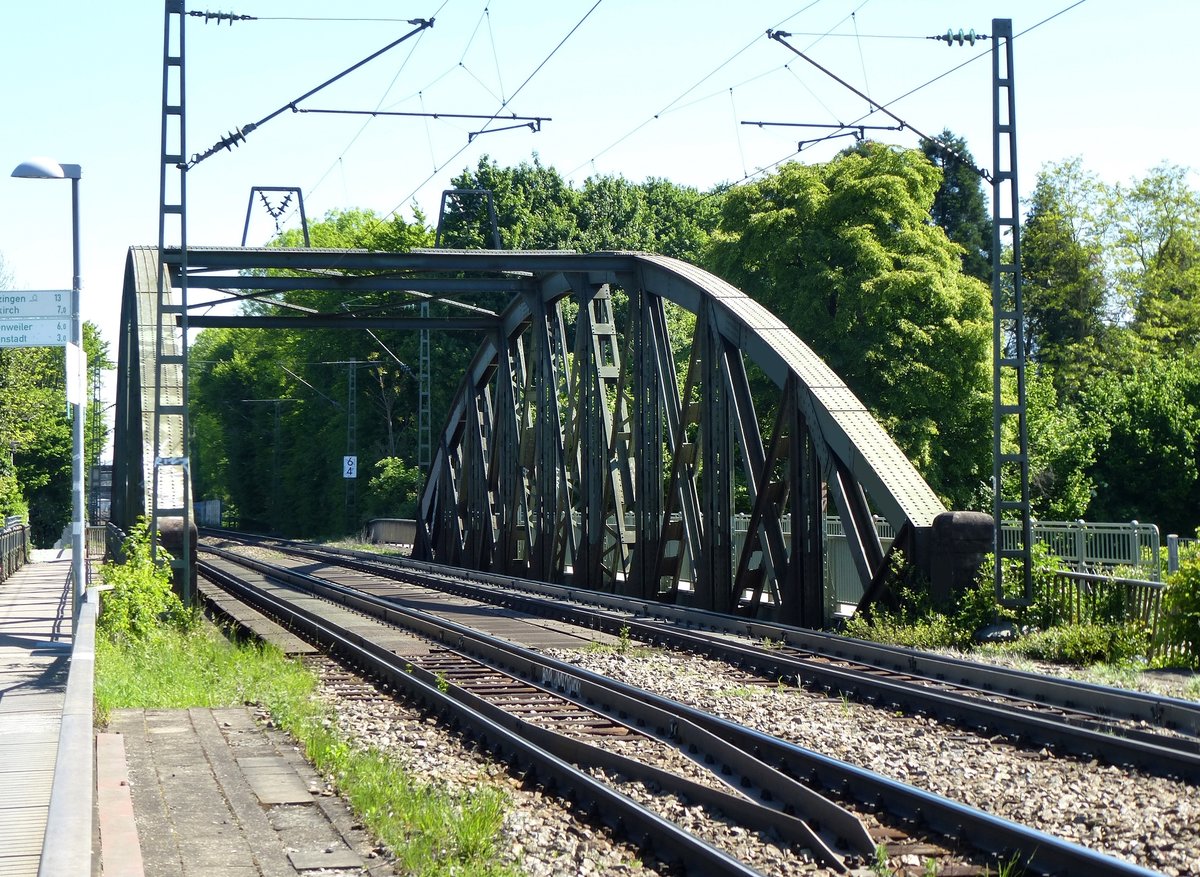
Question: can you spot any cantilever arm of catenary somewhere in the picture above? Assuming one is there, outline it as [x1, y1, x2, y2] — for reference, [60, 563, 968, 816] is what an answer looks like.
[186, 18, 434, 169]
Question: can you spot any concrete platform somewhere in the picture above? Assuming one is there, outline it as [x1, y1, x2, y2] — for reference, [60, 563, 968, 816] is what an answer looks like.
[104, 708, 397, 876]
[2, 546, 396, 876]
[0, 549, 73, 877]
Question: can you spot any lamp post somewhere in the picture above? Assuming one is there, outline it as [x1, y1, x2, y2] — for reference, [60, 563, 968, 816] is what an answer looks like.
[11, 157, 85, 626]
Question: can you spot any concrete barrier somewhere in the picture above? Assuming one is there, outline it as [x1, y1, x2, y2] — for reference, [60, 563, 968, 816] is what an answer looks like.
[38, 587, 96, 877]
[363, 518, 417, 547]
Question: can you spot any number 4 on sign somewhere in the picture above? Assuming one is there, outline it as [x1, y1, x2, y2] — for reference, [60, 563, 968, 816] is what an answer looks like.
[343, 455, 357, 479]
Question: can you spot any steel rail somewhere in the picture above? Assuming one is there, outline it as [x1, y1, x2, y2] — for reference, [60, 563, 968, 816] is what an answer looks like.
[268, 535, 1200, 740]
[204, 533, 1200, 780]
[200, 547, 873, 868]
[199, 543, 1162, 877]
[196, 555, 768, 877]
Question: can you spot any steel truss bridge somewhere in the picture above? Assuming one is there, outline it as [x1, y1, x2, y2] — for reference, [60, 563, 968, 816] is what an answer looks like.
[112, 245, 985, 628]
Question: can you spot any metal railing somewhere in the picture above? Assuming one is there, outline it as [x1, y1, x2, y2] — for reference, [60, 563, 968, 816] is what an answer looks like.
[1005, 519, 1160, 580]
[1046, 569, 1164, 628]
[0, 522, 30, 584]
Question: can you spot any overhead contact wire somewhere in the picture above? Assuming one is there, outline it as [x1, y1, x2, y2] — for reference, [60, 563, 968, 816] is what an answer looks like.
[380, 0, 606, 223]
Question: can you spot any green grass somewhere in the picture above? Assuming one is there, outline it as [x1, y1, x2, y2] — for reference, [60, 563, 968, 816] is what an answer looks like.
[96, 622, 519, 877]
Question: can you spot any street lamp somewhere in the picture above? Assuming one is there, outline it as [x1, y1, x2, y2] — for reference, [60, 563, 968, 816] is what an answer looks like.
[11, 157, 85, 626]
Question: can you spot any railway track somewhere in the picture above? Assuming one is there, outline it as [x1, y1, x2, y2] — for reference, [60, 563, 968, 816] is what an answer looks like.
[196, 534, 1171, 875]
[202, 531, 1200, 780]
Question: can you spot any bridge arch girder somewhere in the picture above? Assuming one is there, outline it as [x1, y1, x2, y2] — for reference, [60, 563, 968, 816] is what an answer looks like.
[111, 245, 955, 624]
[418, 251, 948, 625]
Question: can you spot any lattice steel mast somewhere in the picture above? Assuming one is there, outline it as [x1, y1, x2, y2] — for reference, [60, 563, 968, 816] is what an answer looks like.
[154, 0, 193, 600]
[990, 18, 1033, 604]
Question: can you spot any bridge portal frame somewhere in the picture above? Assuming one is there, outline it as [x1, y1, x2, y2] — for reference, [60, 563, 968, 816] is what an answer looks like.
[114, 245, 959, 626]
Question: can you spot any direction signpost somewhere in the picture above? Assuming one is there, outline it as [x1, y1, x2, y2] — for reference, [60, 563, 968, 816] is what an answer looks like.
[0, 289, 72, 318]
[0, 319, 72, 348]
[0, 286, 86, 609]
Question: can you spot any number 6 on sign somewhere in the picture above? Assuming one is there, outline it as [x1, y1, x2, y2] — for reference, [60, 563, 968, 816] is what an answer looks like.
[343, 455, 357, 479]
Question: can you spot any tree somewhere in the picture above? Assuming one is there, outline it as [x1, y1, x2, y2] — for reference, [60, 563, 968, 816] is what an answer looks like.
[1021, 158, 1112, 401]
[442, 155, 722, 261]
[705, 143, 992, 507]
[1112, 164, 1200, 354]
[1008, 370, 1098, 520]
[362, 457, 423, 520]
[441, 155, 581, 250]
[1, 344, 70, 543]
[1084, 353, 1200, 537]
[921, 130, 992, 282]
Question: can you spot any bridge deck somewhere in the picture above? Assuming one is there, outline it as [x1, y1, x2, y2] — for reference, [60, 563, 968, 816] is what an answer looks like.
[0, 550, 73, 877]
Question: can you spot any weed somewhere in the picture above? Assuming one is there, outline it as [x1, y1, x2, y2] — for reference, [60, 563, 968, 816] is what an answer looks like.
[618, 625, 632, 653]
[436, 671, 449, 693]
[870, 843, 893, 876]
[98, 518, 195, 642]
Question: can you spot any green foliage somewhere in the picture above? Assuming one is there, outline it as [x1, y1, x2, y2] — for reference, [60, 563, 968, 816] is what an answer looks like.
[442, 155, 721, 260]
[1115, 164, 1200, 354]
[974, 543, 1064, 626]
[921, 129, 992, 282]
[1158, 556, 1200, 668]
[1021, 157, 1112, 401]
[98, 520, 192, 641]
[1014, 370, 1099, 520]
[845, 544, 1158, 665]
[842, 551, 966, 650]
[1085, 352, 1200, 536]
[0, 319, 110, 545]
[95, 623, 312, 720]
[842, 605, 959, 651]
[362, 457, 423, 520]
[83, 321, 114, 471]
[989, 623, 1149, 666]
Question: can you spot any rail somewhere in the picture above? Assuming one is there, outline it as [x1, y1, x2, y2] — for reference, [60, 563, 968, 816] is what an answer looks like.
[199, 537, 1169, 874]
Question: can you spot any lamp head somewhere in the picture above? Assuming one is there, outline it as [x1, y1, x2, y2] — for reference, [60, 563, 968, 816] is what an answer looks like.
[11, 157, 80, 180]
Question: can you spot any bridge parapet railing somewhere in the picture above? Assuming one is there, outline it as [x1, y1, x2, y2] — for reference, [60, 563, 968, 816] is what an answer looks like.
[763, 516, 1160, 609]
[1004, 519, 1160, 581]
[0, 521, 30, 583]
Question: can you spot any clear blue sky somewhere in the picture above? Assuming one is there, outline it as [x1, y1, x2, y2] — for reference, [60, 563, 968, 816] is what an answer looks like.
[1, 0, 1196, 418]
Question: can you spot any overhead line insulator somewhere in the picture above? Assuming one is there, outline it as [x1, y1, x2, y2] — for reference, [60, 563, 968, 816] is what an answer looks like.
[187, 10, 257, 25]
[929, 28, 988, 47]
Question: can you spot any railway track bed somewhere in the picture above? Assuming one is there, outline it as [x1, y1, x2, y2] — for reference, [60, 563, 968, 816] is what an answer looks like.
[195, 534, 1199, 874]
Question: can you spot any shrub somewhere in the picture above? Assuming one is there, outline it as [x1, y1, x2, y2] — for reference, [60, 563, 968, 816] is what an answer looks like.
[1157, 556, 1200, 668]
[996, 622, 1149, 666]
[98, 519, 192, 641]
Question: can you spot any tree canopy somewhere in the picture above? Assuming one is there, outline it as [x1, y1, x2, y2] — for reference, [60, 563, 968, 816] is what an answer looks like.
[0, 317, 110, 543]
[183, 148, 1200, 541]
